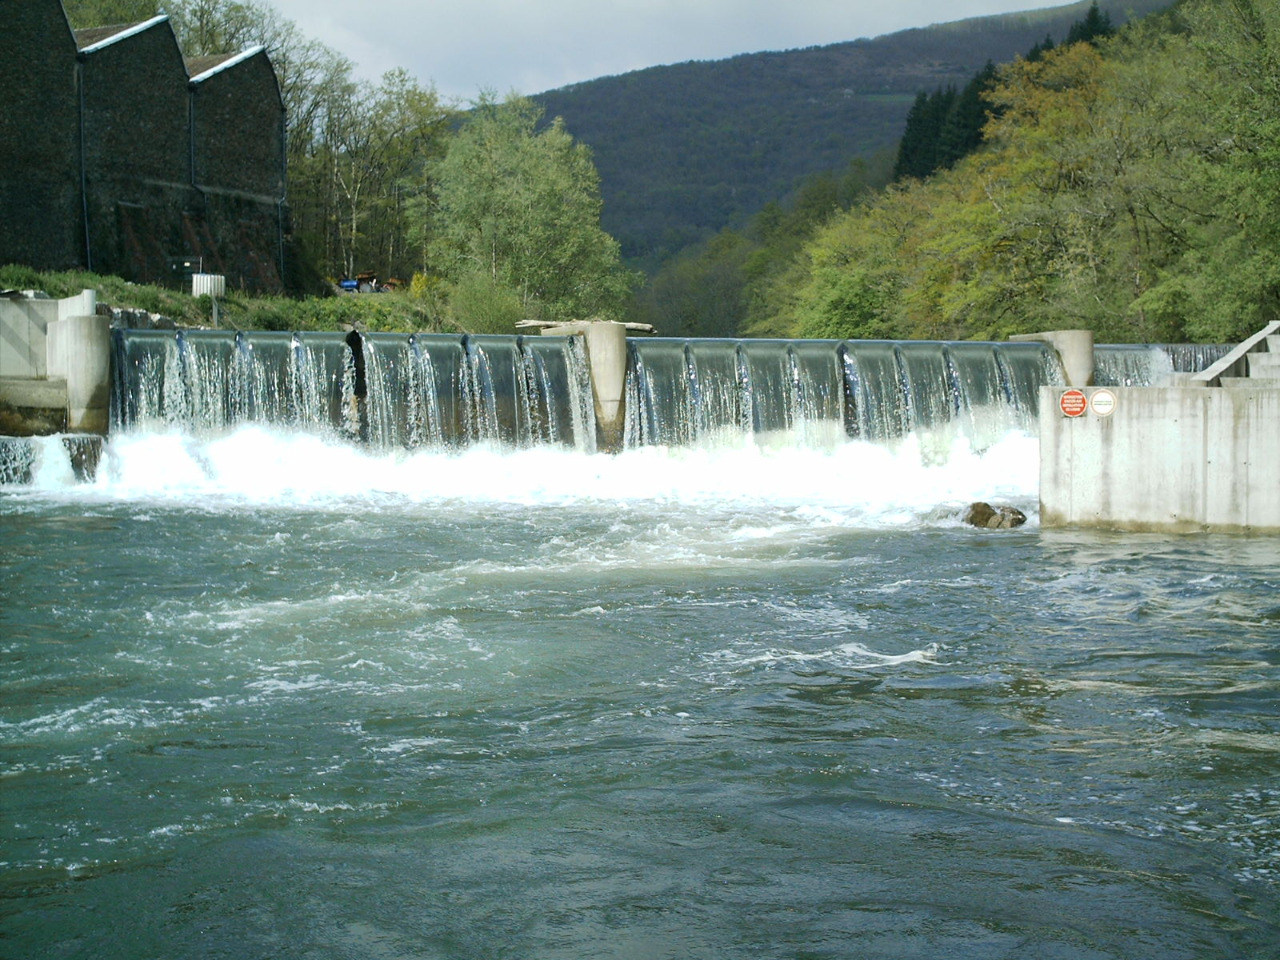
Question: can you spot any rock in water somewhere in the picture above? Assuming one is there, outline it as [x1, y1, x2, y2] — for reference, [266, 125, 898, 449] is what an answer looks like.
[963, 502, 1027, 529]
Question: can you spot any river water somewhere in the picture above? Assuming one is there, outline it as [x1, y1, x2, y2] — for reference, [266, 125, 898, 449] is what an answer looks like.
[2, 427, 1278, 959]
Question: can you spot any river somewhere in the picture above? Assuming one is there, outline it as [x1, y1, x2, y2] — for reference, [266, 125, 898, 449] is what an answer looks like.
[2, 427, 1277, 958]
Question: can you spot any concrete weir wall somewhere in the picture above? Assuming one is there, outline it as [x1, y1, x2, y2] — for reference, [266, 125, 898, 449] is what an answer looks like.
[1039, 385, 1280, 533]
[539, 320, 629, 451]
[0, 289, 111, 433]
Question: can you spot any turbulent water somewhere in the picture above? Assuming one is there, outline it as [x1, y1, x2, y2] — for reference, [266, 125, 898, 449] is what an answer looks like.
[2, 425, 1278, 960]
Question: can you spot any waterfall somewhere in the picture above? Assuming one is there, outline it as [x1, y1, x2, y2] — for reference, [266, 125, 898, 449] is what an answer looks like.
[1092, 343, 1233, 386]
[0, 435, 101, 485]
[360, 333, 597, 451]
[112, 329, 597, 453]
[112, 329, 349, 434]
[0, 437, 35, 484]
[104, 328, 1075, 461]
[625, 338, 1062, 451]
[1093, 345, 1174, 387]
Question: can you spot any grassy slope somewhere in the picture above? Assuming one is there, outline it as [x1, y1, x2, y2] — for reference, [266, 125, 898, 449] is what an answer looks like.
[0, 264, 443, 334]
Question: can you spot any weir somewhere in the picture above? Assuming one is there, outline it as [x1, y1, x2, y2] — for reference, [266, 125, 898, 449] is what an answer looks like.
[622, 338, 1065, 450]
[110, 329, 600, 452]
[0, 315, 1231, 487]
[109, 329, 1068, 454]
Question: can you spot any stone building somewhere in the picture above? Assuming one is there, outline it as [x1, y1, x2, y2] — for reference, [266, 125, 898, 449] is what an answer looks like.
[0, 0, 287, 293]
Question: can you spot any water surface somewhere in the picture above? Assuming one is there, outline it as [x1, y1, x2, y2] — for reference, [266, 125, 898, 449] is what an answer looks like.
[2, 431, 1277, 959]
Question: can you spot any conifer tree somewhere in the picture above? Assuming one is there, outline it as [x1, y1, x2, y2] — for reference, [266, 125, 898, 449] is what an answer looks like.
[1066, 2, 1116, 46]
[892, 87, 957, 181]
[936, 63, 997, 171]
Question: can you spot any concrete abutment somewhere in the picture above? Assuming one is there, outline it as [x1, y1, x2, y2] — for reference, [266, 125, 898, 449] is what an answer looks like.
[1, 289, 111, 434]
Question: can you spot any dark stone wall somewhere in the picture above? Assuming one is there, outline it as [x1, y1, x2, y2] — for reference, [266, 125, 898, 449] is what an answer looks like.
[0, 2, 286, 293]
[200, 193, 285, 291]
[0, 0, 82, 271]
[192, 52, 284, 199]
[190, 51, 286, 291]
[80, 20, 197, 283]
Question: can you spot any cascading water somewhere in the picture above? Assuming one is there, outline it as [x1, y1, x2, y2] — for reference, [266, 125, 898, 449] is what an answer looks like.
[624, 337, 1062, 451]
[0, 328, 1048, 517]
[360, 333, 597, 451]
[111, 329, 598, 453]
[1092, 343, 1232, 386]
[1, 329, 1068, 509]
[112, 329, 350, 433]
[0, 436, 36, 484]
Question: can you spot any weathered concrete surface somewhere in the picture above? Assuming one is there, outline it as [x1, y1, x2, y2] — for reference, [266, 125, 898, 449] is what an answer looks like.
[1011, 329, 1094, 387]
[55, 314, 113, 432]
[0, 290, 107, 433]
[539, 320, 629, 452]
[1039, 385, 1280, 533]
[1, 290, 93, 378]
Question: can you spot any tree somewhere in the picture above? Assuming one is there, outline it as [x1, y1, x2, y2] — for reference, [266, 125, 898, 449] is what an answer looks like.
[893, 87, 957, 181]
[935, 63, 997, 171]
[423, 94, 634, 327]
[634, 230, 751, 337]
[323, 69, 451, 280]
[1166, 0, 1280, 340]
[1065, 2, 1116, 46]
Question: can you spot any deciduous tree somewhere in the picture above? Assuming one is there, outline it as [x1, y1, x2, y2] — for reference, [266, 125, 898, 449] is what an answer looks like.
[423, 94, 634, 328]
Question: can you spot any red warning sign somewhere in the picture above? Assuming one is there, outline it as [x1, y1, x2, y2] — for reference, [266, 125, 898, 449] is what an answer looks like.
[1059, 389, 1088, 417]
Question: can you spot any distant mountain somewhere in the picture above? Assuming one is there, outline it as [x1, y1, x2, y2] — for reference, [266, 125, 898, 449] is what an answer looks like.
[533, 0, 1172, 270]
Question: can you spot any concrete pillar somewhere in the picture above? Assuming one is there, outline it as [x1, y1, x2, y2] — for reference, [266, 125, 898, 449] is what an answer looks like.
[46, 289, 97, 380]
[52, 314, 112, 433]
[541, 320, 629, 452]
[1010, 329, 1094, 387]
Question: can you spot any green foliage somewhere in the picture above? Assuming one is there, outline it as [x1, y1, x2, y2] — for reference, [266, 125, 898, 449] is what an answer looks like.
[632, 231, 751, 338]
[1, 265, 447, 334]
[894, 88, 959, 180]
[893, 1, 1116, 186]
[534, 1, 1171, 269]
[0, 265, 206, 323]
[1065, 1, 1116, 45]
[318, 68, 453, 280]
[424, 93, 634, 327]
[795, 266, 897, 341]
[631, 154, 892, 337]
[445, 273, 526, 335]
[769, 0, 1280, 345]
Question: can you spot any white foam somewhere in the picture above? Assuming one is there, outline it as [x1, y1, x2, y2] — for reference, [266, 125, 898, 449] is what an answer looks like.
[69, 425, 1038, 529]
[707, 640, 940, 671]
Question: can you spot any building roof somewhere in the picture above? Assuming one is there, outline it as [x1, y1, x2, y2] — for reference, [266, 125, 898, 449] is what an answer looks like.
[75, 15, 169, 54]
[188, 46, 267, 84]
[185, 54, 236, 78]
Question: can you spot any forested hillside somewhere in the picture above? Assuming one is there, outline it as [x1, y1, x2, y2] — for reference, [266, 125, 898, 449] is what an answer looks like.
[766, 0, 1280, 345]
[533, 0, 1170, 269]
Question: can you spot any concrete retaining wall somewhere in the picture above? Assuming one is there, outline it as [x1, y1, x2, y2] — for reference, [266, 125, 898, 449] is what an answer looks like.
[0, 290, 108, 433]
[1039, 385, 1280, 532]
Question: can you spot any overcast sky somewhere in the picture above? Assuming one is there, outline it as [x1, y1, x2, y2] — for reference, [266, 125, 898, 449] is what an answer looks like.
[267, 0, 1066, 102]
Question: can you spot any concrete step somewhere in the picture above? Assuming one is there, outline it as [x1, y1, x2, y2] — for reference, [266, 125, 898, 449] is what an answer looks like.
[1267, 334, 1280, 353]
[0, 376, 68, 409]
[1248, 353, 1280, 376]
